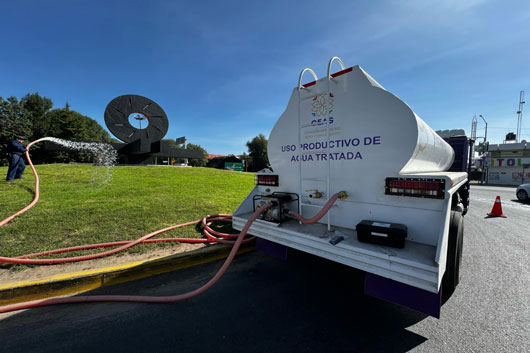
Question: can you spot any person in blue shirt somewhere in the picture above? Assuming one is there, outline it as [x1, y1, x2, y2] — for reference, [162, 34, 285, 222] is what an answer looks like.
[5, 135, 28, 182]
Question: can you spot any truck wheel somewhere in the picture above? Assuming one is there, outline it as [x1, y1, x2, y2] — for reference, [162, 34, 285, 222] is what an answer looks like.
[442, 208, 464, 304]
[517, 190, 528, 202]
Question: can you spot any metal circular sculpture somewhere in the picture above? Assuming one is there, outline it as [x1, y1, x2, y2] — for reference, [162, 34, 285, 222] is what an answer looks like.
[104, 95, 169, 143]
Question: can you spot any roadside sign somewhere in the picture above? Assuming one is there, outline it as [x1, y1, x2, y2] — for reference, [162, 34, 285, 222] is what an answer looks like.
[225, 162, 243, 171]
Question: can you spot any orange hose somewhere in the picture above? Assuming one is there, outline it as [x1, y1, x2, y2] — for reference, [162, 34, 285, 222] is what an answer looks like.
[288, 192, 344, 224]
[0, 138, 42, 227]
[0, 203, 271, 313]
[2, 219, 210, 264]
[0, 138, 342, 313]
[0, 140, 253, 265]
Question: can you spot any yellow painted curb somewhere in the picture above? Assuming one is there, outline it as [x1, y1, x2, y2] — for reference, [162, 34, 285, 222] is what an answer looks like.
[0, 257, 160, 291]
[0, 241, 255, 306]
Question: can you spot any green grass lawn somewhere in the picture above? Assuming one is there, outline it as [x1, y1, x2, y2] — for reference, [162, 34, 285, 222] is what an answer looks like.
[0, 164, 254, 259]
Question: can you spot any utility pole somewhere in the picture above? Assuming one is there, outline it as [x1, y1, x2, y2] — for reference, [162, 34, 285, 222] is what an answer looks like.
[470, 115, 477, 180]
[471, 115, 477, 141]
[479, 115, 487, 143]
[516, 91, 525, 142]
[479, 115, 488, 184]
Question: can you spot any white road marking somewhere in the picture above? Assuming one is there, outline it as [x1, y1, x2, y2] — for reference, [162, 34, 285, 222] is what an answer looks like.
[471, 196, 530, 211]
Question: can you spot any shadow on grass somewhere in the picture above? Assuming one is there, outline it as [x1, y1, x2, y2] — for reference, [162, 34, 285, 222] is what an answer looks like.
[0, 263, 29, 272]
[13, 183, 35, 198]
[195, 219, 239, 236]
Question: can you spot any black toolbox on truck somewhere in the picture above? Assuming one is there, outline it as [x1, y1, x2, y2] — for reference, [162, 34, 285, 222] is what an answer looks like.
[356, 220, 408, 248]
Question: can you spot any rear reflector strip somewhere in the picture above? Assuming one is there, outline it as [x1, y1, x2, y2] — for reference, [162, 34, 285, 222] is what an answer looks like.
[256, 174, 279, 187]
[385, 178, 445, 199]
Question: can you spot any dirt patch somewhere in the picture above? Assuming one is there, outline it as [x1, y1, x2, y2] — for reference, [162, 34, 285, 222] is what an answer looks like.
[0, 243, 205, 286]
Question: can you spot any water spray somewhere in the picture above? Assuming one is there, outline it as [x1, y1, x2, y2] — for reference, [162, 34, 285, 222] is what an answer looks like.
[0, 137, 116, 228]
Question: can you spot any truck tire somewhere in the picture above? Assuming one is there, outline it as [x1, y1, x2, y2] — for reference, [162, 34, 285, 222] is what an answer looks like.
[442, 208, 464, 304]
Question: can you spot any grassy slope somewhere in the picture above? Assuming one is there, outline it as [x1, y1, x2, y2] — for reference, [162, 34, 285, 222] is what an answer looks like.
[0, 164, 254, 258]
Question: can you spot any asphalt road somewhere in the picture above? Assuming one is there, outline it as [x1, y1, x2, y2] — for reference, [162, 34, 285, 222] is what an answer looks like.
[0, 185, 528, 353]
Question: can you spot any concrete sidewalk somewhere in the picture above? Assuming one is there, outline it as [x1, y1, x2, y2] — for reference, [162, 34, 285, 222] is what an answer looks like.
[0, 241, 255, 306]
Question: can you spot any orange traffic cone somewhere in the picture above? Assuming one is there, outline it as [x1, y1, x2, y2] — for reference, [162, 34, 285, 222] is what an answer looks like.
[487, 195, 507, 218]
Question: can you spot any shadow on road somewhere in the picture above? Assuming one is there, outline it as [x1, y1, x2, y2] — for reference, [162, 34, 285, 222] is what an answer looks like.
[0, 250, 429, 353]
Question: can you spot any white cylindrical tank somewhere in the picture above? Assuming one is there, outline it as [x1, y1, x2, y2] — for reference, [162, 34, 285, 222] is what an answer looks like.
[266, 64, 455, 228]
[255, 63, 458, 244]
[400, 112, 455, 174]
[268, 65, 454, 201]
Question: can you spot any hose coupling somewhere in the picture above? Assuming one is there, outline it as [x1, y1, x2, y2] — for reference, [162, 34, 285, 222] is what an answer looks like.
[338, 191, 348, 200]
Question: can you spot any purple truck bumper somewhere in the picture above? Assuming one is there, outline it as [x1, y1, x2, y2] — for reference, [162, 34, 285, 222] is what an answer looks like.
[256, 238, 442, 318]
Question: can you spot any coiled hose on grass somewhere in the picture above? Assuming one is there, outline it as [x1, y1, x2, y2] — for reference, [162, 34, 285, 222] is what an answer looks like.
[0, 138, 254, 265]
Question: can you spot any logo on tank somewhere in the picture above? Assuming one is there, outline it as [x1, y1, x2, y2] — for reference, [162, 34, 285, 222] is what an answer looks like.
[311, 93, 334, 126]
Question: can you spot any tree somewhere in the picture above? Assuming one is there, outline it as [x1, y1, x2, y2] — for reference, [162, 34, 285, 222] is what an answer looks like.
[39, 108, 111, 142]
[1, 93, 112, 165]
[186, 143, 208, 167]
[30, 108, 112, 164]
[239, 152, 251, 171]
[0, 96, 32, 166]
[20, 93, 53, 139]
[206, 155, 241, 169]
[246, 134, 269, 172]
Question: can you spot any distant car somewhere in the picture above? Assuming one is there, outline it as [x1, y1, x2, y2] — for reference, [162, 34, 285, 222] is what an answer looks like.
[516, 183, 530, 202]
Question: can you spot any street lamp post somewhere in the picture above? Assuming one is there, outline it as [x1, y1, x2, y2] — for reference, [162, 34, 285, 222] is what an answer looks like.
[479, 115, 487, 143]
[479, 115, 488, 184]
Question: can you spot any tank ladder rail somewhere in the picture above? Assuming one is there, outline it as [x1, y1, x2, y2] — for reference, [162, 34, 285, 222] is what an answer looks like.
[296, 58, 346, 231]
[298, 68, 318, 225]
[324, 57, 345, 230]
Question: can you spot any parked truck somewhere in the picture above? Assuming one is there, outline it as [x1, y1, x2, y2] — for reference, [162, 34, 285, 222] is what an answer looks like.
[232, 58, 469, 318]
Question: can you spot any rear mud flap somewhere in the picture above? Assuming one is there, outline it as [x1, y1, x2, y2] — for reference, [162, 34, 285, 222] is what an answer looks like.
[364, 273, 442, 318]
[256, 237, 288, 260]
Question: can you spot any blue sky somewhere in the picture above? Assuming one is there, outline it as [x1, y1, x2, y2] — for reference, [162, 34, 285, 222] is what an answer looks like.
[1, 0, 529, 154]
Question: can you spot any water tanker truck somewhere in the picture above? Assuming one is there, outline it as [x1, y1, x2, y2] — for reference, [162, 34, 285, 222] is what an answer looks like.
[232, 57, 469, 318]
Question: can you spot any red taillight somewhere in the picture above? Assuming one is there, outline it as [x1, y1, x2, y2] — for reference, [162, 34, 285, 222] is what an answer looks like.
[385, 178, 445, 199]
[256, 174, 279, 187]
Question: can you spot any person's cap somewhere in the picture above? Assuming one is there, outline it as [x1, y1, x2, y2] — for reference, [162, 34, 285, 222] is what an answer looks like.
[15, 135, 27, 140]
